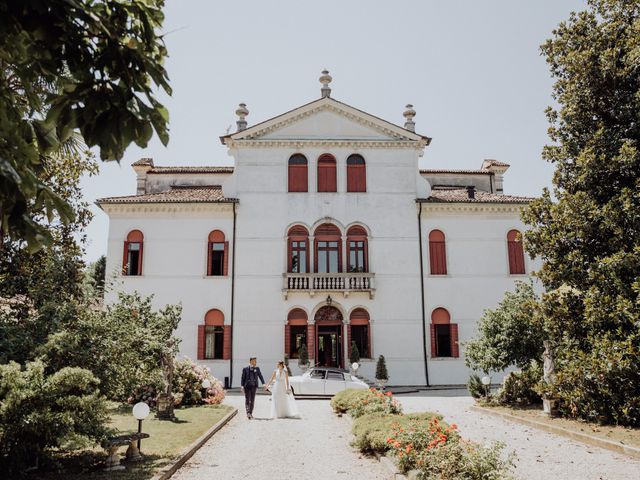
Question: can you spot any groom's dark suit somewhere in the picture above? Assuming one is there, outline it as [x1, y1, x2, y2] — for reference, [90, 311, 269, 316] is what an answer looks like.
[241, 365, 265, 416]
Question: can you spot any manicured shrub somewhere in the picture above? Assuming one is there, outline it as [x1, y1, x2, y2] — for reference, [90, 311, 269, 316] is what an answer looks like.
[330, 388, 371, 414]
[350, 341, 360, 364]
[349, 388, 402, 418]
[376, 354, 389, 381]
[467, 374, 486, 400]
[351, 412, 441, 454]
[497, 363, 542, 407]
[298, 343, 309, 366]
[0, 360, 109, 476]
[171, 358, 225, 407]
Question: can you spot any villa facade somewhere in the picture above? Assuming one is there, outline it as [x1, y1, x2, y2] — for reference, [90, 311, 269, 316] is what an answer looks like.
[99, 72, 539, 386]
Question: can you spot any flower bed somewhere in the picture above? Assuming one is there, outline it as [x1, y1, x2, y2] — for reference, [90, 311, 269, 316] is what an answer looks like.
[332, 389, 516, 479]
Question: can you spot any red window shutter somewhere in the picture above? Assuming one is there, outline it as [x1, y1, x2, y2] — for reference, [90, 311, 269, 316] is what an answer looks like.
[450, 323, 459, 358]
[347, 165, 366, 192]
[327, 165, 337, 191]
[429, 242, 447, 274]
[430, 324, 437, 358]
[284, 324, 291, 356]
[318, 156, 336, 192]
[207, 242, 212, 276]
[307, 324, 315, 361]
[122, 241, 129, 274]
[288, 165, 308, 192]
[197, 325, 205, 360]
[223, 325, 232, 360]
[223, 241, 229, 276]
[137, 242, 144, 275]
[508, 241, 525, 274]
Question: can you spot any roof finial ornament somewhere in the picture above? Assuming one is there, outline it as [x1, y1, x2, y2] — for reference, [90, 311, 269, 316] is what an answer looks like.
[235, 103, 249, 132]
[319, 69, 332, 98]
[403, 104, 416, 132]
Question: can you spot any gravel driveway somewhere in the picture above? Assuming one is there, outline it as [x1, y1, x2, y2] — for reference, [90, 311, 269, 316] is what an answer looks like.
[171, 392, 388, 480]
[397, 391, 640, 480]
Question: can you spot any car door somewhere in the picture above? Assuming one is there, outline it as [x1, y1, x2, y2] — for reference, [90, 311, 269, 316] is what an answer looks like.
[303, 369, 326, 395]
[324, 370, 346, 395]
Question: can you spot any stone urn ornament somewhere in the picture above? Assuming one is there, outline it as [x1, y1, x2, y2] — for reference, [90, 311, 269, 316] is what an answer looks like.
[375, 354, 389, 390]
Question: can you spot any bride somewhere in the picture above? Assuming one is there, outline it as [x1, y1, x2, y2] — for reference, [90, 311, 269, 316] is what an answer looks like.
[264, 361, 301, 419]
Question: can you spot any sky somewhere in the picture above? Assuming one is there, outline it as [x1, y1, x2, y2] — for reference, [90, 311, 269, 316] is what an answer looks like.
[80, 0, 588, 262]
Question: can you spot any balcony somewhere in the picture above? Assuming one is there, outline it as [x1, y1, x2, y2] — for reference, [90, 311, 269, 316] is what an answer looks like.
[283, 272, 375, 299]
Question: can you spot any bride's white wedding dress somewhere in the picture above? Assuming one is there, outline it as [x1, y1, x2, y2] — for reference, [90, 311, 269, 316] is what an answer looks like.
[270, 369, 301, 419]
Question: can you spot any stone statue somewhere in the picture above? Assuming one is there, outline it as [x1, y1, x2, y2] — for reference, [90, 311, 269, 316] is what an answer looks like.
[542, 340, 556, 385]
[157, 339, 177, 420]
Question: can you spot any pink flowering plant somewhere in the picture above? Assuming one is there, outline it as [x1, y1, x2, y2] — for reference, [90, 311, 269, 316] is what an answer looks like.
[172, 357, 225, 406]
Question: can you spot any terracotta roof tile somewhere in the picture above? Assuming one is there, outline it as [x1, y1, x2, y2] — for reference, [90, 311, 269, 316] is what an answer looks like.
[418, 189, 533, 204]
[147, 166, 234, 174]
[97, 186, 238, 205]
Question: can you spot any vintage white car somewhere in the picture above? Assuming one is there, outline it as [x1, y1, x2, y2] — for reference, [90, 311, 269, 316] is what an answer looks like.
[289, 367, 369, 397]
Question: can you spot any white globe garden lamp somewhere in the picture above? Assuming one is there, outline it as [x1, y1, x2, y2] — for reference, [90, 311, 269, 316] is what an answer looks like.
[202, 379, 211, 390]
[351, 362, 359, 375]
[481, 375, 491, 399]
[132, 402, 150, 451]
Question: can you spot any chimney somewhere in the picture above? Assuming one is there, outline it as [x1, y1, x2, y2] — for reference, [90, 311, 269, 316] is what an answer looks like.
[131, 158, 154, 194]
[403, 104, 416, 132]
[481, 159, 510, 194]
[235, 103, 249, 132]
[466, 186, 476, 199]
[319, 69, 332, 98]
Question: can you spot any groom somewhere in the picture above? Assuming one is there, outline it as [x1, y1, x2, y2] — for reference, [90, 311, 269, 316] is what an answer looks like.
[240, 357, 265, 419]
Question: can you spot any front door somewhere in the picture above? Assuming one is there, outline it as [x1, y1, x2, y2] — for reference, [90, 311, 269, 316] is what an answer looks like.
[317, 325, 342, 368]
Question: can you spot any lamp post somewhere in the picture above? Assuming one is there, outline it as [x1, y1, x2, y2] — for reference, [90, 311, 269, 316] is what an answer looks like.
[132, 402, 150, 451]
[351, 362, 360, 376]
[481, 375, 491, 400]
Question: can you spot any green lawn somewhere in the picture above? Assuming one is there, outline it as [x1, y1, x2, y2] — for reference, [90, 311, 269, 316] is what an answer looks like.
[32, 402, 235, 480]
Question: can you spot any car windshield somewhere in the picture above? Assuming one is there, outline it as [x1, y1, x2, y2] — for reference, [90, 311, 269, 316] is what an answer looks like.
[309, 369, 326, 379]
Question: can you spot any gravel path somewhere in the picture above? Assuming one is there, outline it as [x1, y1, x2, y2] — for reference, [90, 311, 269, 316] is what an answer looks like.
[171, 392, 388, 480]
[397, 392, 640, 480]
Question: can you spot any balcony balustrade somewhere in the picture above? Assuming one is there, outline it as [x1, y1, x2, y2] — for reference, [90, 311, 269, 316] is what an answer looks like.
[283, 272, 375, 299]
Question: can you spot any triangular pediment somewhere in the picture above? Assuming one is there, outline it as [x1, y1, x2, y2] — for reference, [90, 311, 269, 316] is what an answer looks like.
[221, 97, 429, 144]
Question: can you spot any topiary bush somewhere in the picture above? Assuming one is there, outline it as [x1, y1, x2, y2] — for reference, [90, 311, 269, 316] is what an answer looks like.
[351, 412, 441, 454]
[376, 354, 389, 381]
[350, 341, 360, 365]
[497, 363, 542, 407]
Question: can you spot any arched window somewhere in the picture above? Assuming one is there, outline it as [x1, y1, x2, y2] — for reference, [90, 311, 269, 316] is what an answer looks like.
[430, 308, 459, 358]
[207, 230, 228, 276]
[349, 308, 371, 359]
[285, 308, 308, 359]
[317, 154, 337, 192]
[428, 230, 447, 275]
[346, 154, 366, 192]
[198, 309, 231, 360]
[507, 229, 525, 274]
[287, 225, 309, 273]
[347, 225, 368, 273]
[122, 230, 144, 276]
[288, 154, 308, 192]
[314, 223, 342, 273]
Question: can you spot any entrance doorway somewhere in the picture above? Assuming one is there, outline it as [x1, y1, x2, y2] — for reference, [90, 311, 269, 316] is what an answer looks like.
[314, 305, 344, 368]
[317, 325, 342, 368]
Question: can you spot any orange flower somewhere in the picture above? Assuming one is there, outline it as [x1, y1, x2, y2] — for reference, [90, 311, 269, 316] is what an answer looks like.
[386, 437, 394, 444]
[385, 391, 392, 396]
[450, 423, 458, 430]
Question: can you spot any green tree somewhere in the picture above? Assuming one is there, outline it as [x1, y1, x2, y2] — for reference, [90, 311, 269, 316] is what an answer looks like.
[522, 0, 640, 425]
[465, 281, 543, 374]
[0, 0, 170, 249]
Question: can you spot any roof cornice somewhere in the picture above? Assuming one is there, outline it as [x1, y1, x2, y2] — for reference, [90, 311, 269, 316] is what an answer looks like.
[417, 201, 527, 214]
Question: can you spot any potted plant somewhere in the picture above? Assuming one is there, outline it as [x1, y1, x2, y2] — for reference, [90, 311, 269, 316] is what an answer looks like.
[349, 342, 360, 374]
[298, 343, 309, 372]
[375, 354, 389, 389]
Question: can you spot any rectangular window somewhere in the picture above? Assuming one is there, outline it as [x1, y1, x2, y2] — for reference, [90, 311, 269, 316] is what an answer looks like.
[127, 243, 141, 275]
[435, 324, 452, 357]
[289, 325, 307, 358]
[351, 325, 370, 358]
[290, 241, 307, 273]
[210, 242, 225, 276]
[205, 326, 224, 359]
[348, 241, 366, 272]
[317, 241, 340, 273]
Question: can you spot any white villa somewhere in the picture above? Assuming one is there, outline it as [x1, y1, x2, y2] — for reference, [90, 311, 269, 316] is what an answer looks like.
[99, 71, 539, 387]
